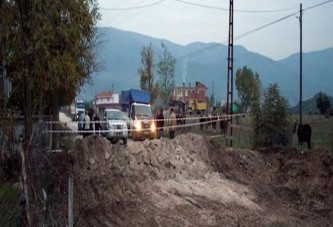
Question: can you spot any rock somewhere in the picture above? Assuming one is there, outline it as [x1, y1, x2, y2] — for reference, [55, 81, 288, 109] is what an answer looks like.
[88, 158, 96, 165]
[105, 152, 110, 160]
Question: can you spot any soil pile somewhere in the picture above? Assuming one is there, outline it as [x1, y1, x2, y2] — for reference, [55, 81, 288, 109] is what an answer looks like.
[70, 134, 333, 226]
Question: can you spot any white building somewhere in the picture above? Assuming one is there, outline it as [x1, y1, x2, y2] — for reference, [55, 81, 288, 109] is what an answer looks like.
[95, 91, 120, 112]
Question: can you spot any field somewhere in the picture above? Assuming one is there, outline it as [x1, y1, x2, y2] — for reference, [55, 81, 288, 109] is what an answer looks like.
[293, 114, 333, 151]
[183, 114, 333, 152]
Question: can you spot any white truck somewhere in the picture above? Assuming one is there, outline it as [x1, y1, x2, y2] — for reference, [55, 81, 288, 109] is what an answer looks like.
[72, 100, 85, 121]
[101, 109, 128, 146]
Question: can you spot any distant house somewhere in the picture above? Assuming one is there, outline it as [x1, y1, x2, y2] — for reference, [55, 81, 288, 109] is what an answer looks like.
[95, 91, 120, 112]
[172, 81, 207, 104]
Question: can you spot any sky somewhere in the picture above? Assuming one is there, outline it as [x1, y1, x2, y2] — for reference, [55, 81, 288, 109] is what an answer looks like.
[97, 0, 333, 60]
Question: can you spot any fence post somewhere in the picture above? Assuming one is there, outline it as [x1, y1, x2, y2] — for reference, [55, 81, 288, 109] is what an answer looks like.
[68, 152, 74, 227]
[49, 117, 52, 152]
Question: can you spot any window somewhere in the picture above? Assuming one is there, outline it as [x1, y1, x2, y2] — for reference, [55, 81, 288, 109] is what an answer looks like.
[185, 90, 188, 97]
[177, 90, 182, 96]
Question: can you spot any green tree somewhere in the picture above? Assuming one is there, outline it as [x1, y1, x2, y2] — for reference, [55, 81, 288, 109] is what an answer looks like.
[209, 92, 215, 108]
[1, 0, 99, 143]
[138, 42, 158, 103]
[157, 43, 175, 109]
[1, 1, 99, 225]
[255, 83, 291, 147]
[316, 92, 331, 115]
[235, 66, 261, 112]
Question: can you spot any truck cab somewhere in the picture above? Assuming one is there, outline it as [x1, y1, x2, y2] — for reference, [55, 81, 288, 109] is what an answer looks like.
[121, 89, 156, 141]
[129, 103, 155, 141]
[73, 100, 85, 121]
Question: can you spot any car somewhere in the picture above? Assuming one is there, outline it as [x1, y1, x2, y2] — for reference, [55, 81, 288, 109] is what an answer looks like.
[101, 109, 128, 145]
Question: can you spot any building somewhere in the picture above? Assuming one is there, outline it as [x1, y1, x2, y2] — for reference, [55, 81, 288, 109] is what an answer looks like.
[95, 91, 120, 113]
[172, 81, 207, 104]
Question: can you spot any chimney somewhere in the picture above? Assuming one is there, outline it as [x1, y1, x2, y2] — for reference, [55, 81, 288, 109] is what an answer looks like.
[189, 82, 191, 87]
[183, 82, 185, 87]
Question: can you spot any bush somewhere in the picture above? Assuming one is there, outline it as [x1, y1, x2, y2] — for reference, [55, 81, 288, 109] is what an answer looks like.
[253, 84, 292, 148]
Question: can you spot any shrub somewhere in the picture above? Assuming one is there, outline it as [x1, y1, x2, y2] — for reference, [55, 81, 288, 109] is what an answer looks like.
[253, 84, 292, 148]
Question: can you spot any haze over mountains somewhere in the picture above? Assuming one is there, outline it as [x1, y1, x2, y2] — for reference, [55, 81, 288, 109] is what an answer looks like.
[80, 27, 333, 106]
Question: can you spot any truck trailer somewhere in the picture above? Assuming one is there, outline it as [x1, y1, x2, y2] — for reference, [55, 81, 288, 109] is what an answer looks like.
[121, 89, 156, 140]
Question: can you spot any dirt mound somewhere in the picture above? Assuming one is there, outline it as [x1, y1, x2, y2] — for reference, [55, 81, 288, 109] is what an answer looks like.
[277, 149, 333, 196]
[70, 134, 333, 226]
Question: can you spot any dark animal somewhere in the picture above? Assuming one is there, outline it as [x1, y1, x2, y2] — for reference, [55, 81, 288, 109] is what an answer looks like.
[198, 114, 220, 132]
[297, 124, 312, 149]
[199, 114, 206, 131]
[219, 114, 228, 134]
[209, 114, 218, 130]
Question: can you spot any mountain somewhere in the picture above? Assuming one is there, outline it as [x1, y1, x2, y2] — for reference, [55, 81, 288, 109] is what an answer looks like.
[291, 92, 333, 114]
[80, 27, 333, 105]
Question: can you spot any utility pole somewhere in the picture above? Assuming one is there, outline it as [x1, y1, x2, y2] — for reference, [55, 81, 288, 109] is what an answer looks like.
[299, 3, 303, 126]
[226, 0, 234, 147]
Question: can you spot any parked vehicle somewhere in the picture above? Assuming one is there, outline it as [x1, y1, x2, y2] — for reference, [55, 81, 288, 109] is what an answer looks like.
[101, 109, 128, 145]
[121, 89, 156, 141]
[72, 100, 85, 121]
[188, 99, 207, 114]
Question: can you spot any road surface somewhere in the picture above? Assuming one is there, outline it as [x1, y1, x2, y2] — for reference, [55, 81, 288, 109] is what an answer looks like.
[59, 112, 78, 131]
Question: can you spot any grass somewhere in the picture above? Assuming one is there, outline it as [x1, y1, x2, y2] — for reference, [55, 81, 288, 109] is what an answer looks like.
[291, 114, 333, 151]
[0, 183, 20, 226]
[200, 114, 333, 152]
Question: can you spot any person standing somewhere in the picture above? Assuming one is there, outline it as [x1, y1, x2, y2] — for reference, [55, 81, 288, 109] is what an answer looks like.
[94, 113, 101, 135]
[169, 108, 176, 139]
[84, 111, 90, 138]
[156, 108, 164, 139]
[78, 112, 85, 134]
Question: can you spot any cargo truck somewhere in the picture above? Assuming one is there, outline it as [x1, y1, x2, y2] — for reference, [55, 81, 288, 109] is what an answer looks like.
[188, 99, 207, 114]
[72, 100, 85, 121]
[121, 89, 156, 141]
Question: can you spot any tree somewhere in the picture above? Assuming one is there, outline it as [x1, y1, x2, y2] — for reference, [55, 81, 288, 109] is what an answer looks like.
[235, 66, 261, 112]
[1, 1, 99, 225]
[209, 92, 215, 108]
[316, 92, 331, 115]
[157, 43, 175, 110]
[2, 0, 99, 144]
[254, 83, 291, 147]
[138, 42, 158, 103]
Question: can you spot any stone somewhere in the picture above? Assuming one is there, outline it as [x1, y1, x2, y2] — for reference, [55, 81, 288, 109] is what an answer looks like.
[105, 152, 110, 160]
[88, 158, 96, 165]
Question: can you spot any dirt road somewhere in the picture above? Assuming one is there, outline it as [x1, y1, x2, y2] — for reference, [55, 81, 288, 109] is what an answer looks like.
[59, 112, 78, 132]
[68, 133, 333, 226]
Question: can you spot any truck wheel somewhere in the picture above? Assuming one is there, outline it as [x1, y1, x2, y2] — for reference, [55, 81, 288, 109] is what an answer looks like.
[110, 138, 118, 144]
[123, 138, 127, 146]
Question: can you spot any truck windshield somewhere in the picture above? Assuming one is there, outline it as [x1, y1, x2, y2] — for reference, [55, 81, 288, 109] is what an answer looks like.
[133, 105, 152, 117]
[107, 111, 124, 120]
[76, 102, 85, 109]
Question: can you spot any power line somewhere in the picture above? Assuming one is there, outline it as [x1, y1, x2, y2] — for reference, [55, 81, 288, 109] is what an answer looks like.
[174, 0, 296, 13]
[303, 0, 333, 11]
[100, 0, 166, 11]
[234, 12, 297, 41]
[175, 0, 333, 60]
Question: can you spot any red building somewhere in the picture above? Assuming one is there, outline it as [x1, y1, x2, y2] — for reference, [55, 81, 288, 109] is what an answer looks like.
[172, 81, 207, 104]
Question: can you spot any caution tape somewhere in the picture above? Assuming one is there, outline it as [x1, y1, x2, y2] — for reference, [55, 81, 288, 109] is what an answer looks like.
[44, 115, 236, 134]
[47, 113, 248, 124]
